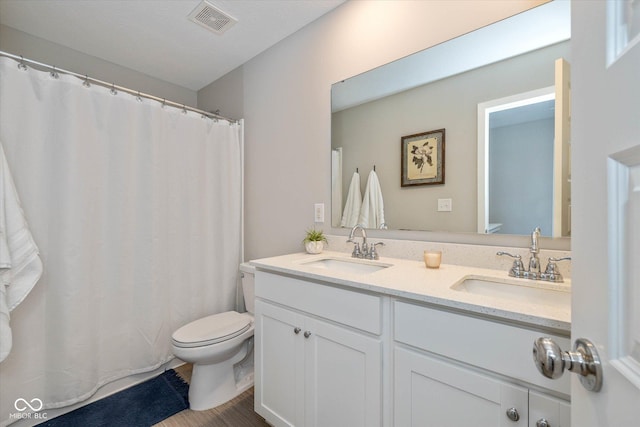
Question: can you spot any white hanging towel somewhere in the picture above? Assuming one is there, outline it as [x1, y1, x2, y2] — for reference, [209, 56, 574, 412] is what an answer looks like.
[0, 142, 43, 363]
[340, 171, 362, 228]
[359, 169, 385, 229]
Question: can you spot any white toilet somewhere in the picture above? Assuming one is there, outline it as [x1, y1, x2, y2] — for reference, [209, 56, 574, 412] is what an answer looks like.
[171, 263, 256, 411]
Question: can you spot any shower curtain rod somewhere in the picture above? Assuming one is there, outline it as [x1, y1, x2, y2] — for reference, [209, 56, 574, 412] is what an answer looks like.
[0, 50, 236, 124]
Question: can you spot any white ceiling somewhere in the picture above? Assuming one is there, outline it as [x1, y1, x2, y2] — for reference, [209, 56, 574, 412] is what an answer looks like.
[0, 0, 345, 91]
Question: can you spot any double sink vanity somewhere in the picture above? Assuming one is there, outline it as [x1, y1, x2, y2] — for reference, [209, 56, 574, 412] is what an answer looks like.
[251, 240, 571, 427]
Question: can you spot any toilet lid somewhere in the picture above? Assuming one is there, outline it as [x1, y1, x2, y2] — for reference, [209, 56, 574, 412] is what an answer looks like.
[172, 311, 253, 348]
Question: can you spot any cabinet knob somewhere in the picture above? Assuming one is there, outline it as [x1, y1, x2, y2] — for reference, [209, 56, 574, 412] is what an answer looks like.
[505, 407, 520, 422]
[532, 337, 602, 392]
[294, 327, 301, 334]
[536, 418, 550, 427]
[304, 331, 312, 338]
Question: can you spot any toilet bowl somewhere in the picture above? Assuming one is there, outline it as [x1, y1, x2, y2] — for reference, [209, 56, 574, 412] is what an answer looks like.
[171, 263, 256, 411]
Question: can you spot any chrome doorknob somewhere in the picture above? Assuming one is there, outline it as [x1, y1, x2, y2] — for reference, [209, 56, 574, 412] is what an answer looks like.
[532, 337, 564, 379]
[532, 337, 603, 392]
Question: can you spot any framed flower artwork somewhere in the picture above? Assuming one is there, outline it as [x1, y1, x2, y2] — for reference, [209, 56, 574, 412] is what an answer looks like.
[401, 128, 445, 187]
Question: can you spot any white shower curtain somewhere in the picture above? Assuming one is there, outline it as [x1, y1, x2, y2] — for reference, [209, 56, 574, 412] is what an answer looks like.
[0, 57, 242, 423]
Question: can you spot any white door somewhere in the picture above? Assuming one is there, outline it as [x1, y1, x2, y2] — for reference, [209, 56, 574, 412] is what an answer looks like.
[304, 317, 382, 427]
[570, 1, 640, 425]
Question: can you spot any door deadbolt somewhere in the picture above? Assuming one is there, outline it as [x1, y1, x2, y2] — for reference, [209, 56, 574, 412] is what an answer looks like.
[532, 337, 602, 392]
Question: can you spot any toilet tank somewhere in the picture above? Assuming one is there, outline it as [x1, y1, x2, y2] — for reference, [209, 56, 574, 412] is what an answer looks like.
[239, 263, 255, 314]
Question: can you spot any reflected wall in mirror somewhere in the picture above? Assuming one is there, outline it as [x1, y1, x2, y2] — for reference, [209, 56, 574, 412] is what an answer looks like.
[478, 88, 555, 236]
[477, 58, 571, 238]
[331, 1, 571, 238]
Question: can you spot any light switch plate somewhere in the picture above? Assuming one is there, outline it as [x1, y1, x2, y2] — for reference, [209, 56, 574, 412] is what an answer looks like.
[438, 198, 452, 212]
[314, 203, 325, 222]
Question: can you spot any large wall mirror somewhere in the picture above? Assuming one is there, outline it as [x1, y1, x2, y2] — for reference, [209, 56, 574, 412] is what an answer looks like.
[331, 1, 571, 239]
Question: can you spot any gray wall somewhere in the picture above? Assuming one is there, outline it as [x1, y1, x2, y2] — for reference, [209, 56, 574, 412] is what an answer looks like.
[196, 0, 556, 260]
[198, 66, 244, 120]
[0, 24, 197, 106]
[331, 42, 567, 233]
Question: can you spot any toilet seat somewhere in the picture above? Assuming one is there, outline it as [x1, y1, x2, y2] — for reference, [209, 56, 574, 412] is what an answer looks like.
[172, 311, 253, 348]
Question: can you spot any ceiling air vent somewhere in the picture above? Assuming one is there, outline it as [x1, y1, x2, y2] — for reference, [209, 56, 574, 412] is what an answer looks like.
[188, 1, 237, 35]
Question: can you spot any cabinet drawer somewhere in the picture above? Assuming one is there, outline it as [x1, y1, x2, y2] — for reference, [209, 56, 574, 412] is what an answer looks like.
[256, 271, 382, 335]
[394, 300, 570, 396]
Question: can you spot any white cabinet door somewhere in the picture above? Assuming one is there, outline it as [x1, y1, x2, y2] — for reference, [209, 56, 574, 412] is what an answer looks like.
[304, 317, 382, 427]
[529, 390, 570, 427]
[394, 347, 528, 427]
[256, 299, 383, 427]
[255, 300, 305, 427]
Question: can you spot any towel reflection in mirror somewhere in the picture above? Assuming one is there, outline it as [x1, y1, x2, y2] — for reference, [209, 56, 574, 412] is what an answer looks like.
[340, 168, 386, 230]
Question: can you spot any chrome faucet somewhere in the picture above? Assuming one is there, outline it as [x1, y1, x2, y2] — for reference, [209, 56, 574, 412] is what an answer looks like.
[347, 225, 368, 258]
[497, 227, 571, 282]
[347, 225, 384, 259]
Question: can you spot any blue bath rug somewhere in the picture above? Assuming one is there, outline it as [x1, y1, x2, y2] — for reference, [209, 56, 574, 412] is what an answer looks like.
[37, 369, 189, 427]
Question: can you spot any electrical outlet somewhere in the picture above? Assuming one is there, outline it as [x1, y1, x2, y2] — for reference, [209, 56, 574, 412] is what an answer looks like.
[437, 198, 452, 212]
[314, 203, 325, 223]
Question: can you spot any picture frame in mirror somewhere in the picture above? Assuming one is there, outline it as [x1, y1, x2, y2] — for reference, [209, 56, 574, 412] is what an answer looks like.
[401, 128, 445, 187]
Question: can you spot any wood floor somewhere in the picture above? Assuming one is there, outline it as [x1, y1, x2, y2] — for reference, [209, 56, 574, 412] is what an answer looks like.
[154, 364, 271, 427]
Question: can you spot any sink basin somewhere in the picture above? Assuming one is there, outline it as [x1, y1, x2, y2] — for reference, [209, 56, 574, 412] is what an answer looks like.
[451, 276, 570, 309]
[301, 257, 392, 275]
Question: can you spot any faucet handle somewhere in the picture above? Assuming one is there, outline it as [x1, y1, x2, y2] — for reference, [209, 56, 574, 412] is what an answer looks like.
[349, 241, 361, 258]
[497, 251, 525, 277]
[548, 256, 571, 262]
[497, 251, 522, 261]
[545, 257, 571, 275]
[542, 257, 571, 282]
[367, 242, 384, 260]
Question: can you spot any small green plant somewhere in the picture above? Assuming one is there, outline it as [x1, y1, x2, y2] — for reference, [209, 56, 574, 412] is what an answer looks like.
[303, 228, 328, 244]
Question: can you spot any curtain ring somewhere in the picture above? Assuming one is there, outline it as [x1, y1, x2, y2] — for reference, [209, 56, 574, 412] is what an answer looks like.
[17, 55, 28, 71]
[136, 91, 142, 102]
[83, 74, 91, 88]
[182, 105, 187, 114]
[110, 83, 117, 96]
[161, 99, 167, 108]
[50, 66, 59, 79]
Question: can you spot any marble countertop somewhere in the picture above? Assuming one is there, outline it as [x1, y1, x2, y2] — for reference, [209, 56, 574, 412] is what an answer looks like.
[250, 250, 571, 334]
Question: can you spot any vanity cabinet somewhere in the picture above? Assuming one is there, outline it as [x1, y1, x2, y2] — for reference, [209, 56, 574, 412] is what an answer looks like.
[254, 268, 571, 427]
[394, 346, 529, 426]
[254, 271, 383, 427]
[394, 300, 571, 427]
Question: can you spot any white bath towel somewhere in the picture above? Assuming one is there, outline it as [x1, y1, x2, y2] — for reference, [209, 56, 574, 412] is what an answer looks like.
[0, 142, 43, 363]
[359, 170, 385, 229]
[340, 171, 362, 228]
